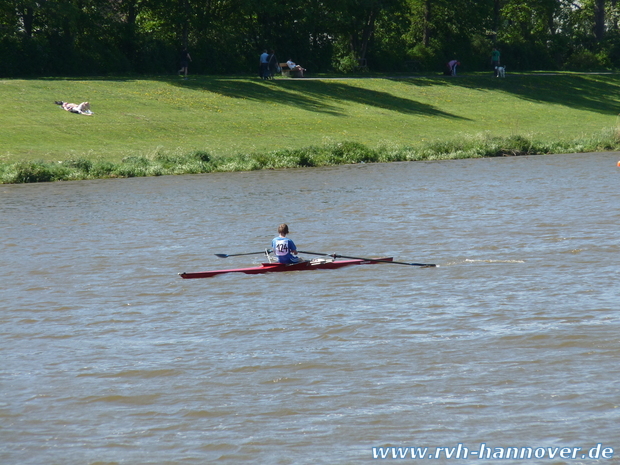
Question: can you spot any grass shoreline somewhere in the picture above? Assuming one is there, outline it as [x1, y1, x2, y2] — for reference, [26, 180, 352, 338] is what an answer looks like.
[3, 73, 620, 183]
[2, 131, 619, 183]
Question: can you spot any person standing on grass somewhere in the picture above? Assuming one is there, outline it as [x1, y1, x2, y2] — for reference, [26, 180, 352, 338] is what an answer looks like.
[272, 224, 302, 264]
[491, 48, 501, 76]
[179, 48, 192, 79]
[267, 49, 279, 79]
[259, 49, 270, 79]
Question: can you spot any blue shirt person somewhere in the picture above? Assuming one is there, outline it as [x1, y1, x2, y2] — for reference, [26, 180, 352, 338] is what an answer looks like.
[259, 49, 270, 79]
[271, 223, 300, 264]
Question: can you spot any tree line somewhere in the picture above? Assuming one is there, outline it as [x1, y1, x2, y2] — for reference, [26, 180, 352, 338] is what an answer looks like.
[1, 0, 619, 77]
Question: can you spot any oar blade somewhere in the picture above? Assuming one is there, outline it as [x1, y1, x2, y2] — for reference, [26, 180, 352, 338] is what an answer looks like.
[214, 254, 230, 258]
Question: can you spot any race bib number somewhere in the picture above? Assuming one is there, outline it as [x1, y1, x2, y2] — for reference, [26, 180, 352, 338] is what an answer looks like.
[274, 239, 290, 256]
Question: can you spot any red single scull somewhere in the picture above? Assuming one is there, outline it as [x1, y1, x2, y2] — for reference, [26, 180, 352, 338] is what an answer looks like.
[179, 257, 393, 279]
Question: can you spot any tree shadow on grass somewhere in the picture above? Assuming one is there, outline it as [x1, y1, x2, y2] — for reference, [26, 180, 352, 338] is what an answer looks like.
[501, 74, 620, 115]
[393, 74, 620, 116]
[41, 73, 620, 117]
[164, 77, 467, 120]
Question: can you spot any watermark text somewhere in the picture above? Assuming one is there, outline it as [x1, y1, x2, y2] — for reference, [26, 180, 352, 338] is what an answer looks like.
[372, 443, 614, 460]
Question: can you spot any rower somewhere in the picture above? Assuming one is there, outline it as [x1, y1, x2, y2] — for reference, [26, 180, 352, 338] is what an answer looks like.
[271, 224, 304, 264]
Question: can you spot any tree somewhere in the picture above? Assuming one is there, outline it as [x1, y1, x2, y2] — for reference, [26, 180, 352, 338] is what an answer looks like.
[594, 0, 605, 40]
[326, 0, 406, 70]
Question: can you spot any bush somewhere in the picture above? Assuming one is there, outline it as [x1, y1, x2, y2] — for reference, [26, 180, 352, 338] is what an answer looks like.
[64, 158, 93, 173]
[563, 50, 608, 71]
[332, 54, 359, 74]
[89, 160, 116, 178]
[192, 151, 212, 162]
[3, 130, 620, 184]
[2, 161, 66, 183]
[329, 141, 378, 163]
[406, 44, 443, 73]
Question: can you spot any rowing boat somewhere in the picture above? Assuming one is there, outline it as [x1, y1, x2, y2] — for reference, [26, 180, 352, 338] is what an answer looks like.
[179, 257, 393, 279]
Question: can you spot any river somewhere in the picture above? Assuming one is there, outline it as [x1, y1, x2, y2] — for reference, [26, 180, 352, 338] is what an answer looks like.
[1, 152, 619, 464]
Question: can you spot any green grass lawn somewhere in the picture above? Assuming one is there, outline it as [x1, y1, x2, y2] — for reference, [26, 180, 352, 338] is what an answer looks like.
[1, 73, 620, 182]
[2, 73, 619, 163]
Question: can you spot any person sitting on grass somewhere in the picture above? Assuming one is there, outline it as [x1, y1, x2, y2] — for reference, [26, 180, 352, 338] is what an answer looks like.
[54, 101, 93, 115]
[286, 59, 306, 77]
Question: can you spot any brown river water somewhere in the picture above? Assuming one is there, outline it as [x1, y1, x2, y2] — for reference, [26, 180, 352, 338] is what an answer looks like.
[1, 152, 619, 464]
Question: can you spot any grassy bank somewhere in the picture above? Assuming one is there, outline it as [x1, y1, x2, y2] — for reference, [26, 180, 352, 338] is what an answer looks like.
[2, 73, 620, 182]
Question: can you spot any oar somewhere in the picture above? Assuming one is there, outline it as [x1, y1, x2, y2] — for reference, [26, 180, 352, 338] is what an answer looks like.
[215, 249, 272, 258]
[298, 250, 436, 268]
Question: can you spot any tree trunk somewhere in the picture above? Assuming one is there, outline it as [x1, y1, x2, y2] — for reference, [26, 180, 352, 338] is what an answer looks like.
[493, 0, 500, 43]
[125, 1, 139, 61]
[21, 6, 34, 37]
[358, 9, 378, 63]
[422, 0, 432, 46]
[348, 6, 379, 66]
[181, 0, 190, 48]
[594, 0, 605, 41]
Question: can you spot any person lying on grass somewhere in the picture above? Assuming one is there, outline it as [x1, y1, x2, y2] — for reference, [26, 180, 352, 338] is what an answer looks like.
[54, 101, 93, 115]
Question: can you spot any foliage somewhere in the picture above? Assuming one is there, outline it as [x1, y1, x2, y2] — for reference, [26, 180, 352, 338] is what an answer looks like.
[2, 0, 620, 76]
[564, 50, 610, 70]
[332, 52, 360, 73]
[3, 130, 620, 183]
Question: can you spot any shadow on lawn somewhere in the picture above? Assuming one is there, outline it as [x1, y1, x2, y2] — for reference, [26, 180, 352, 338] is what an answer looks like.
[394, 74, 620, 116]
[39, 73, 620, 117]
[164, 77, 467, 120]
